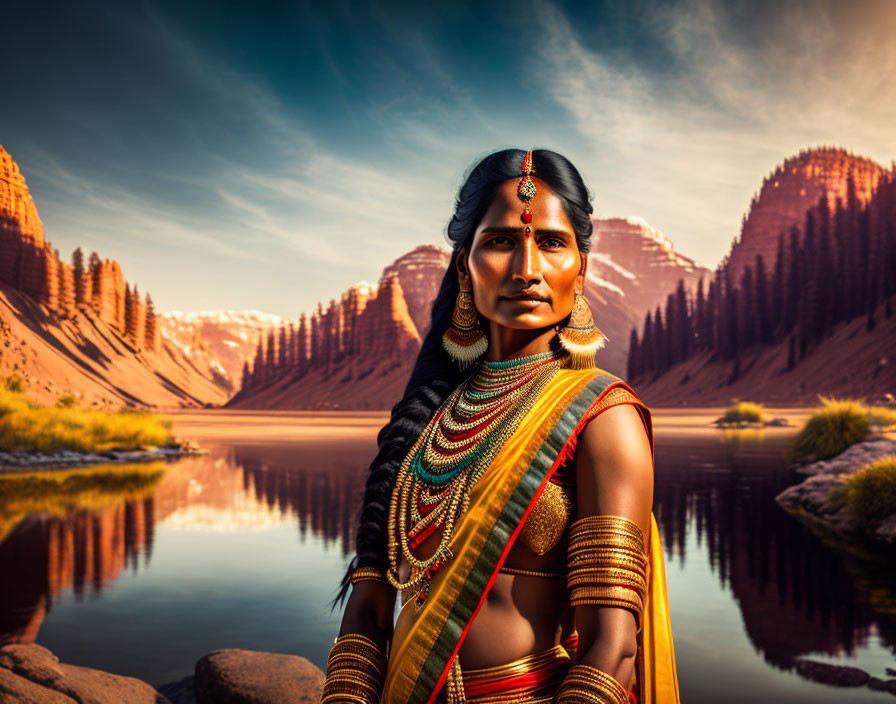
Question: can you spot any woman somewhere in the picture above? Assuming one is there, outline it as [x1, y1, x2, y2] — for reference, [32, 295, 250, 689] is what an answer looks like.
[321, 149, 679, 704]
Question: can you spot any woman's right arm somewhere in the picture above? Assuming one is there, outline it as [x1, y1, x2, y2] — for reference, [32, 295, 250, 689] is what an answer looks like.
[337, 578, 397, 649]
[320, 576, 397, 703]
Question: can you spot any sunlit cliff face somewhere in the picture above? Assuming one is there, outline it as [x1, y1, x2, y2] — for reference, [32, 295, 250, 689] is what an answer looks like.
[459, 177, 585, 334]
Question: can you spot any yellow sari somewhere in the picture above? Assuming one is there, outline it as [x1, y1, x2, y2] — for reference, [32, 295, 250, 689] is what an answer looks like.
[383, 367, 680, 704]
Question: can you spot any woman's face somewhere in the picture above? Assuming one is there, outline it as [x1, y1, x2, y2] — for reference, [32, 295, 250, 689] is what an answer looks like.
[459, 177, 585, 332]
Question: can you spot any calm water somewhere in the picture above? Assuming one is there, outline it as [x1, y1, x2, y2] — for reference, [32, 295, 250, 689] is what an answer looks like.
[1, 410, 894, 702]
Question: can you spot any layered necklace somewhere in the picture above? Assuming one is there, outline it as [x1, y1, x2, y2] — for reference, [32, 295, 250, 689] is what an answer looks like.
[387, 348, 567, 608]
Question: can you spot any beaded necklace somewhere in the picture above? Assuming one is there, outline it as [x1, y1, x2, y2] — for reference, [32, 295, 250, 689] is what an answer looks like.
[387, 349, 567, 608]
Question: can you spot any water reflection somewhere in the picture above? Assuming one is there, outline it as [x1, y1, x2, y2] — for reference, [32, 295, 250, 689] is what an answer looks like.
[0, 420, 893, 699]
[654, 432, 896, 674]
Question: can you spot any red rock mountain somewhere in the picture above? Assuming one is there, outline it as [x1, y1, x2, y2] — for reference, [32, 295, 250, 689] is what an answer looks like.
[228, 267, 428, 410]
[726, 146, 887, 282]
[0, 145, 230, 408]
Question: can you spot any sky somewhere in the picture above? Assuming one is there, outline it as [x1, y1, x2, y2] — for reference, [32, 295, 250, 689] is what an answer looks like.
[2, 0, 894, 319]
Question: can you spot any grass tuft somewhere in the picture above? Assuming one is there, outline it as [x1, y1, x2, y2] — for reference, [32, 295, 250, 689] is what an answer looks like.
[789, 395, 871, 462]
[837, 456, 896, 525]
[715, 401, 769, 426]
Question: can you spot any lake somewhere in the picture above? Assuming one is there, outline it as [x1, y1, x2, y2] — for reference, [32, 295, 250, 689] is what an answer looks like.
[1, 409, 894, 702]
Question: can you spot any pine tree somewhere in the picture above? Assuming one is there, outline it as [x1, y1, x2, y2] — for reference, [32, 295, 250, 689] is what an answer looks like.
[755, 254, 771, 345]
[72, 247, 85, 305]
[278, 323, 288, 371]
[771, 233, 785, 337]
[265, 329, 276, 381]
[695, 277, 706, 351]
[124, 284, 134, 339]
[144, 292, 157, 351]
[675, 279, 691, 362]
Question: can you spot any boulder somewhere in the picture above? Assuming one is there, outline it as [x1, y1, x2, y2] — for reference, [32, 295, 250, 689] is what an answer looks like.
[0, 643, 170, 703]
[194, 649, 324, 704]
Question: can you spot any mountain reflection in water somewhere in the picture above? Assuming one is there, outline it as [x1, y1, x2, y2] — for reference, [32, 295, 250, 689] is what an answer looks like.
[0, 414, 893, 701]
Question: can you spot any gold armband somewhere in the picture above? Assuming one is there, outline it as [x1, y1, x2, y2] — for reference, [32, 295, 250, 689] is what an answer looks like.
[349, 566, 390, 587]
[320, 633, 387, 704]
[566, 515, 648, 633]
[556, 663, 629, 704]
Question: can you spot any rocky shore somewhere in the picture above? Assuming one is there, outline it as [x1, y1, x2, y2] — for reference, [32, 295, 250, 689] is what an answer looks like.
[4, 643, 896, 702]
[0, 644, 325, 704]
[775, 437, 896, 542]
[0, 439, 207, 473]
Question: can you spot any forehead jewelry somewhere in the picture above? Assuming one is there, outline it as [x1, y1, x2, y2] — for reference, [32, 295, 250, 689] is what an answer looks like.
[517, 150, 536, 233]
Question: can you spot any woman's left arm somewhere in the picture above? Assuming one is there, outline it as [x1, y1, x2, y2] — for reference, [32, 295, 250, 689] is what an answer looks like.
[571, 400, 654, 692]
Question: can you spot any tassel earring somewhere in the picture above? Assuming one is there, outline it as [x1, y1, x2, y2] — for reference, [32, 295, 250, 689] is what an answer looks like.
[442, 285, 488, 370]
[558, 281, 608, 369]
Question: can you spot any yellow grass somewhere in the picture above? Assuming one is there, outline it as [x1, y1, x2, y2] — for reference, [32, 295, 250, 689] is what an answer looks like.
[789, 395, 872, 462]
[0, 386, 173, 453]
[715, 401, 769, 426]
[0, 461, 167, 542]
[828, 456, 896, 525]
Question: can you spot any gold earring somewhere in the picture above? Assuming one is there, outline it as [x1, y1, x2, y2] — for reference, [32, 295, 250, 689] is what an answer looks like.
[558, 281, 607, 369]
[442, 284, 487, 370]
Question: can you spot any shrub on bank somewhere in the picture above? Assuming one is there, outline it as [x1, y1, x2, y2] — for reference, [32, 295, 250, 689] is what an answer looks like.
[715, 401, 769, 426]
[828, 456, 896, 526]
[0, 387, 173, 453]
[789, 396, 871, 462]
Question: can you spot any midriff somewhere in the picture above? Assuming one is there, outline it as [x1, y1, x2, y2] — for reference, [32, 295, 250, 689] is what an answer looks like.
[392, 524, 573, 671]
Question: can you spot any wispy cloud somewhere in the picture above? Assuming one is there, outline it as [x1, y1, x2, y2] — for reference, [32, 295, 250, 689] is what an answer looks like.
[532, 0, 896, 265]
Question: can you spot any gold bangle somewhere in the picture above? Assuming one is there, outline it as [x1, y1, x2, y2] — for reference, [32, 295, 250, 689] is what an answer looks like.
[569, 536, 645, 554]
[321, 634, 387, 704]
[568, 576, 647, 595]
[350, 566, 391, 586]
[568, 549, 647, 565]
[569, 514, 644, 536]
[567, 565, 647, 583]
[556, 663, 629, 704]
[568, 540, 646, 556]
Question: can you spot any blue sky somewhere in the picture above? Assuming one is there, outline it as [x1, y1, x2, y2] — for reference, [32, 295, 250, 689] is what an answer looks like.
[2, 0, 894, 318]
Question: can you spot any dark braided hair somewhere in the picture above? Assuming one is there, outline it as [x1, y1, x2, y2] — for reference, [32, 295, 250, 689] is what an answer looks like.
[331, 148, 594, 607]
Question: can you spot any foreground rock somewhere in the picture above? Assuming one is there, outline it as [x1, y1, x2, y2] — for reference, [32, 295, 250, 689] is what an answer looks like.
[0, 643, 170, 703]
[194, 649, 324, 704]
[775, 438, 896, 542]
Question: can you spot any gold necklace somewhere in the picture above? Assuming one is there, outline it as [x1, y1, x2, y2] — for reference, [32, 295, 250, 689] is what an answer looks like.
[386, 349, 566, 608]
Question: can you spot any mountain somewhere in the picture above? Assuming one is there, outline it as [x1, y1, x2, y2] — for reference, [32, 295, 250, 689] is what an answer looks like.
[158, 310, 283, 386]
[231, 220, 707, 409]
[726, 146, 887, 282]
[227, 256, 433, 410]
[630, 146, 896, 407]
[585, 216, 711, 374]
[0, 144, 229, 408]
